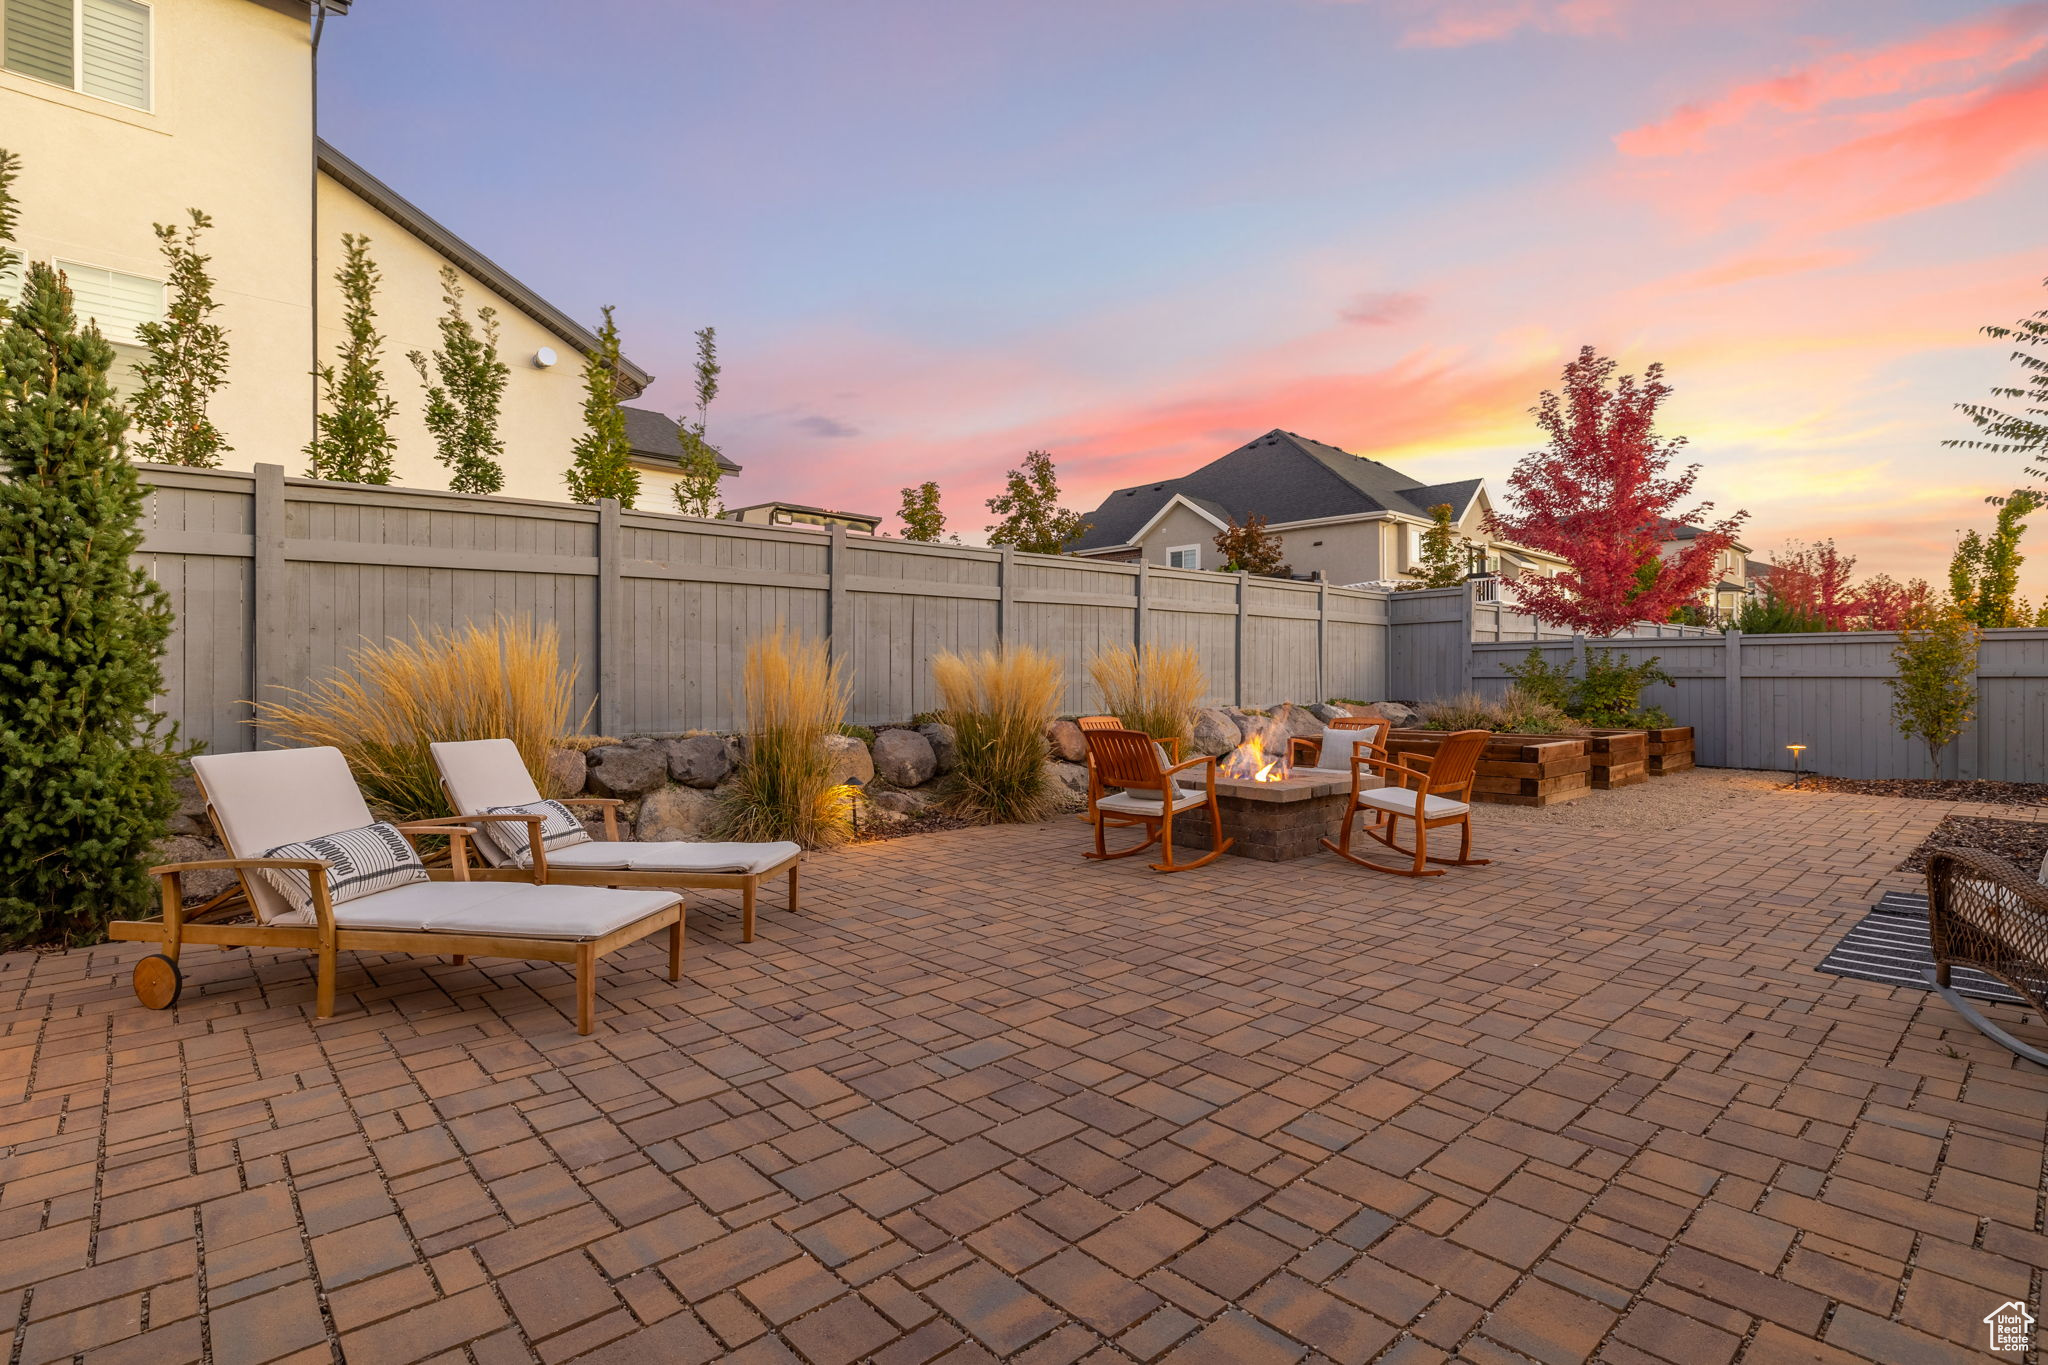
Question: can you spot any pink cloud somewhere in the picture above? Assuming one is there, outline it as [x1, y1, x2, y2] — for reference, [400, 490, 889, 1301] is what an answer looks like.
[1395, 0, 1627, 48]
[1338, 291, 1427, 326]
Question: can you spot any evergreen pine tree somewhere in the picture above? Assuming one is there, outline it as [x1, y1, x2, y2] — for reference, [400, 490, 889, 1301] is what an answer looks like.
[306, 233, 398, 484]
[672, 325, 727, 516]
[0, 263, 179, 946]
[131, 210, 232, 467]
[409, 266, 509, 494]
[564, 306, 638, 507]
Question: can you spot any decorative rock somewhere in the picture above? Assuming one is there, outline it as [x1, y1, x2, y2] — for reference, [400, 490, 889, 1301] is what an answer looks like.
[1191, 708, 1241, 757]
[1371, 700, 1422, 728]
[822, 733, 875, 788]
[546, 747, 587, 798]
[916, 722, 958, 774]
[1269, 702, 1324, 743]
[1308, 702, 1349, 723]
[871, 787, 937, 816]
[585, 744, 670, 799]
[668, 734, 733, 789]
[637, 786, 722, 841]
[1043, 759, 1091, 808]
[872, 728, 938, 788]
[1045, 718, 1087, 763]
[156, 835, 236, 903]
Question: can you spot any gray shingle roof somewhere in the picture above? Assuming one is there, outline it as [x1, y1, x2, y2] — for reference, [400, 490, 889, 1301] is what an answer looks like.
[1070, 429, 1482, 552]
[623, 407, 741, 473]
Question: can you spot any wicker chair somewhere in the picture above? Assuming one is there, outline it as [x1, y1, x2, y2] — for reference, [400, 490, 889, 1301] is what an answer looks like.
[1925, 848, 2048, 1067]
[1322, 728, 1491, 877]
[1081, 727, 1230, 872]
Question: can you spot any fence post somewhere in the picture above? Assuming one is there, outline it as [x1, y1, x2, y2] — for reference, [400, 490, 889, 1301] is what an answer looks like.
[251, 463, 287, 742]
[1234, 571, 1249, 706]
[997, 544, 1015, 644]
[597, 498, 623, 738]
[1723, 629, 1742, 769]
[1317, 578, 1330, 705]
[1571, 632, 1587, 677]
[827, 523, 849, 665]
[1459, 582, 1475, 694]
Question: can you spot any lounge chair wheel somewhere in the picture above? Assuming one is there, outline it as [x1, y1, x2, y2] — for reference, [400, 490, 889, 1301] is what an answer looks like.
[133, 954, 182, 1010]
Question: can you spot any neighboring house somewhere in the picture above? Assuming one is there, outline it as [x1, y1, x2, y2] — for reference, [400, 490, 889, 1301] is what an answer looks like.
[622, 404, 741, 511]
[1069, 428, 1568, 584]
[1, 0, 650, 502]
[722, 502, 883, 535]
[1652, 520, 1754, 620]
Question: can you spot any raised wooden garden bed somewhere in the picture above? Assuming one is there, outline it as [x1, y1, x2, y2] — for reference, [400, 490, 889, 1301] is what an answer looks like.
[1387, 730, 1591, 807]
[1645, 726, 1695, 776]
[1585, 729, 1648, 790]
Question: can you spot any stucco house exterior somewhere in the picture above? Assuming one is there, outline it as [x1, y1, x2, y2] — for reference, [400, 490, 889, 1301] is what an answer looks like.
[1, 0, 653, 503]
[1069, 428, 1568, 585]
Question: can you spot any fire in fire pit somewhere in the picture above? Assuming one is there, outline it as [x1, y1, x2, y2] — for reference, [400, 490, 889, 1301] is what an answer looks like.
[1221, 726, 1290, 782]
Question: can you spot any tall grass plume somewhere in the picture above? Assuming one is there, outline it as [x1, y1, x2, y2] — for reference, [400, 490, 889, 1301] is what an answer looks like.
[253, 618, 582, 820]
[718, 627, 855, 849]
[1087, 643, 1204, 747]
[935, 647, 1063, 823]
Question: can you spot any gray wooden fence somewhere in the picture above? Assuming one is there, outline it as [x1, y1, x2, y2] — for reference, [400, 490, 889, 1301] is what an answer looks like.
[140, 464, 1398, 754]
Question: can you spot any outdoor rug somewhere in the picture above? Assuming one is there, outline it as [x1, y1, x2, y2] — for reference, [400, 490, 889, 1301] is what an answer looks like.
[1815, 891, 2025, 1005]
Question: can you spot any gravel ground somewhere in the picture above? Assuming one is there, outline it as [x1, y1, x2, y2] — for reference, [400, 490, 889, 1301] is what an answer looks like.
[1469, 767, 1792, 831]
[1805, 775, 2048, 806]
[1897, 814, 2048, 875]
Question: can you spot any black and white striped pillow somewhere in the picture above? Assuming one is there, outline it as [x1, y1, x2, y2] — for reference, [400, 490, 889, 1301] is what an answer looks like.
[258, 822, 429, 918]
[481, 799, 592, 863]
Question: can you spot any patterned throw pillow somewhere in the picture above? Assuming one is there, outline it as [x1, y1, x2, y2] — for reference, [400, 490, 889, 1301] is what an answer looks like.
[480, 799, 592, 863]
[258, 822, 429, 918]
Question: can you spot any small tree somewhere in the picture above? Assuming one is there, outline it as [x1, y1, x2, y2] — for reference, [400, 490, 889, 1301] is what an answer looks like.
[1402, 503, 1466, 588]
[563, 305, 638, 507]
[130, 209, 232, 467]
[409, 266, 509, 495]
[1948, 490, 2039, 627]
[305, 233, 398, 484]
[0, 263, 180, 946]
[672, 326, 727, 517]
[1946, 275, 2048, 490]
[1764, 540, 1859, 630]
[1213, 513, 1291, 576]
[898, 480, 952, 542]
[1887, 609, 1980, 778]
[985, 449, 1089, 554]
[1856, 574, 1935, 630]
[1485, 346, 1746, 634]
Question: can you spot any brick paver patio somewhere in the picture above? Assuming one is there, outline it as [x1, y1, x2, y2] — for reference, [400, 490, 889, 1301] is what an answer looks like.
[3, 783, 2046, 1365]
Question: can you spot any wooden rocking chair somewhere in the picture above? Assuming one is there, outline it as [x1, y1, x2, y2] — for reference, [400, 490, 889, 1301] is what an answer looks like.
[1290, 716, 1391, 777]
[1076, 715, 1180, 824]
[1323, 728, 1491, 877]
[1082, 727, 1231, 872]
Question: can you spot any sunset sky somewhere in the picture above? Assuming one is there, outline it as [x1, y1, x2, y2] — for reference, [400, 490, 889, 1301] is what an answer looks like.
[323, 0, 2048, 592]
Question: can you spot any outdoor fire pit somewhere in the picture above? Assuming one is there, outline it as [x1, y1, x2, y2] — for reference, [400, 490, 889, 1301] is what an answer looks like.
[1175, 768, 1358, 862]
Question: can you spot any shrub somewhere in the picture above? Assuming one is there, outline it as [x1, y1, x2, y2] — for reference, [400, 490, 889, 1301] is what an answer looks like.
[1087, 643, 1205, 747]
[1502, 649, 1573, 712]
[838, 723, 877, 744]
[1503, 646, 1675, 728]
[934, 647, 1063, 823]
[0, 261, 181, 948]
[1419, 692, 1503, 732]
[718, 628, 854, 848]
[254, 619, 582, 822]
[1495, 687, 1576, 735]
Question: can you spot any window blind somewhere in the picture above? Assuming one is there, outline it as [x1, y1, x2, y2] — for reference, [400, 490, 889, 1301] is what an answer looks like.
[55, 260, 163, 345]
[3, 0, 74, 87]
[80, 0, 147, 108]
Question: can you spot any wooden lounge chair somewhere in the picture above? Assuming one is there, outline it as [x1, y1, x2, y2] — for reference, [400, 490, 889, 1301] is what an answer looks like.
[1322, 728, 1491, 877]
[1291, 716, 1391, 778]
[432, 739, 801, 943]
[109, 747, 684, 1034]
[1081, 727, 1231, 872]
[1924, 848, 2048, 1067]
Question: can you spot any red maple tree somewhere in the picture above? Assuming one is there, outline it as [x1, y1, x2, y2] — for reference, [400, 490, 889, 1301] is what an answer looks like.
[1485, 347, 1746, 636]
[1854, 573, 1935, 630]
[1766, 540, 1861, 630]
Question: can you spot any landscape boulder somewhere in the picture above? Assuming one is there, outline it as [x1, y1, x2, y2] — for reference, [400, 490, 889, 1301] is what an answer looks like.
[667, 734, 734, 789]
[872, 727, 938, 788]
[584, 743, 669, 799]
[546, 747, 587, 798]
[1269, 702, 1325, 743]
[822, 734, 875, 788]
[168, 772, 210, 837]
[1045, 718, 1087, 763]
[1042, 760, 1090, 809]
[1370, 700, 1422, 728]
[871, 787, 938, 817]
[1191, 708, 1242, 757]
[916, 722, 958, 774]
[637, 786, 722, 841]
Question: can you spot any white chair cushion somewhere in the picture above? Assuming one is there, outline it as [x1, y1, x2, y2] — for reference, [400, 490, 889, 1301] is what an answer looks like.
[1315, 728, 1382, 766]
[1357, 787, 1470, 820]
[258, 822, 429, 917]
[1097, 788, 1208, 817]
[432, 739, 548, 868]
[193, 747, 379, 923]
[481, 799, 592, 862]
[278, 880, 678, 940]
[539, 841, 801, 875]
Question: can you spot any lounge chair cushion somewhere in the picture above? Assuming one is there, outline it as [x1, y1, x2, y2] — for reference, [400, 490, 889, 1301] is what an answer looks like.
[193, 747, 381, 923]
[1356, 788, 1470, 820]
[481, 799, 592, 862]
[258, 822, 429, 918]
[276, 879, 679, 940]
[533, 841, 802, 875]
[1096, 788, 1209, 817]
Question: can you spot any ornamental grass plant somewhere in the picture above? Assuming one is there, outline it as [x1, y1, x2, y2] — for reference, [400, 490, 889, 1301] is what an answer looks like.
[253, 618, 581, 821]
[935, 646, 1063, 823]
[718, 627, 856, 848]
[1087, 643, 1204, 748]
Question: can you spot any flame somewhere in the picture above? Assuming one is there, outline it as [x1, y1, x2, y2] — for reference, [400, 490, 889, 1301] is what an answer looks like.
[1222, 730, 1291, 782]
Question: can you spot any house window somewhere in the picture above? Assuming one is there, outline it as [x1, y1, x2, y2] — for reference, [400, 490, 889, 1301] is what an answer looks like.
[4, 0, 151, 110]
[54, 259, 162, 344]
[1166, 544, 1200, 570]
